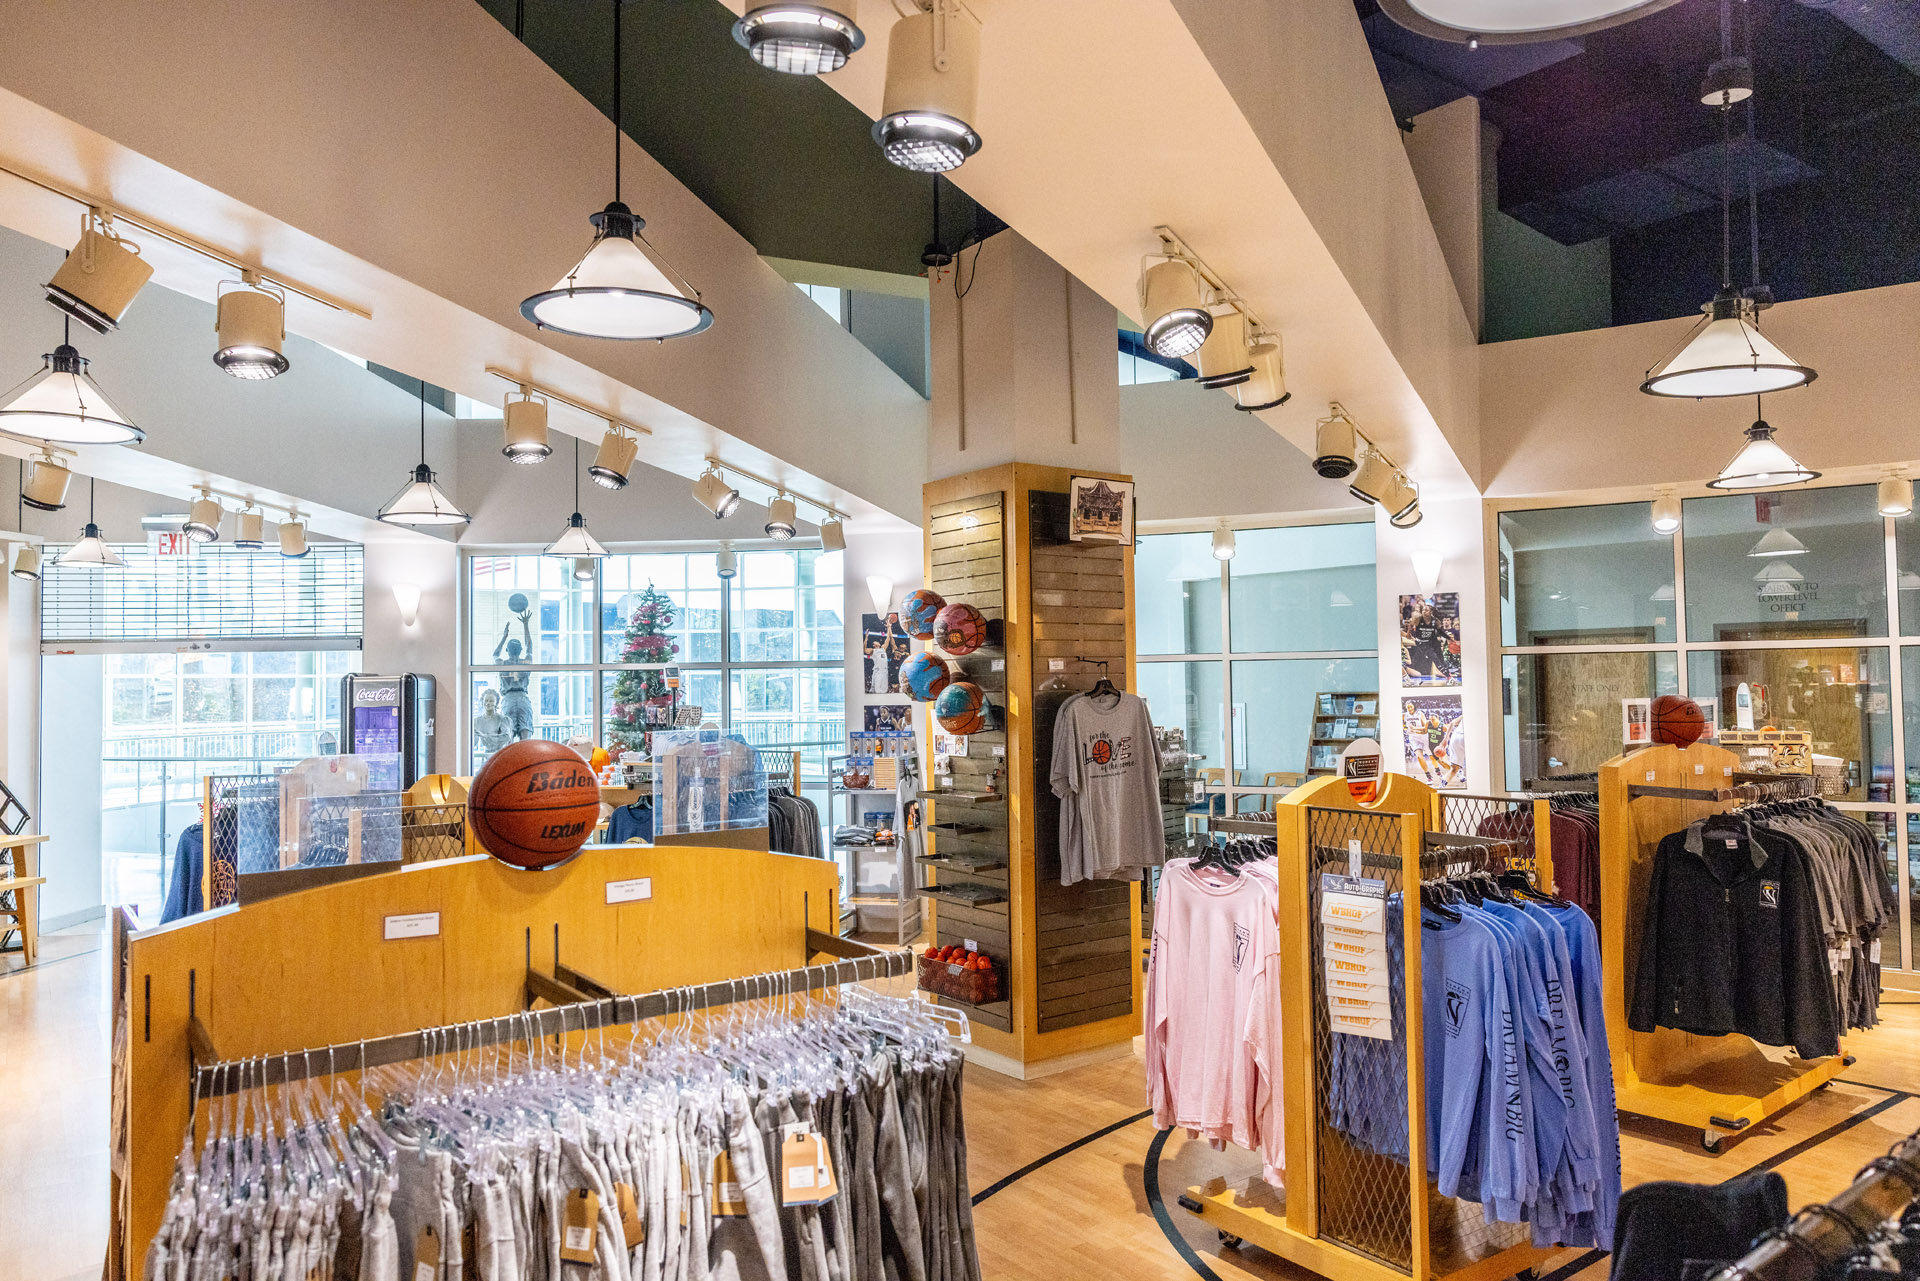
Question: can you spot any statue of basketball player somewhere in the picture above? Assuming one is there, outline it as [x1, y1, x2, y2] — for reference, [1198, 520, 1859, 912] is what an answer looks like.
[473, 687, 514, 759]
[493, 600, 535, 741]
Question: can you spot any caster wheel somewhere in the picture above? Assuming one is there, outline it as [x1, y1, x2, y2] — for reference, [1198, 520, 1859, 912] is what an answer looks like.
[1702, 1130, 1723, 1152]
[1218, 1233, 1243, 1250]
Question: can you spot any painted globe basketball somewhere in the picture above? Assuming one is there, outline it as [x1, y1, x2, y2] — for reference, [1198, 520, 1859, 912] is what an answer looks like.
[902, 651, 957, 702]
[1651, 694, 1708, 747]
[467, 738, 602, 869]
[934, 681, 988, 734]
[507, 591, 530, 616]
[901, 588, 946, 640]
[934, 602, 989, 656]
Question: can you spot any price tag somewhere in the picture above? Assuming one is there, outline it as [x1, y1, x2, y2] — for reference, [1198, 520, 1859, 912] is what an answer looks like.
[712, 1152, 747, 1217]
[1049, 658, 1064, 672]
[605, 876, 652, 905]
[964, 938, 978, 952]
[1347, 838, 1362, 878]
[384, 912, 439, 940]
[560, 1189, 598, 1264]
[991, 745, 1005, 757]
[615, 1182, 644, 1248]
[413, 1225, 439, 1281]
[991, 658, 1005, 671]
[1872, 938, 1884, 964]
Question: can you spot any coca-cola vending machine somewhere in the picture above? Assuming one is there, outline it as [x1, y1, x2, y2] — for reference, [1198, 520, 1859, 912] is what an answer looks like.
[339, 673, 436, 789]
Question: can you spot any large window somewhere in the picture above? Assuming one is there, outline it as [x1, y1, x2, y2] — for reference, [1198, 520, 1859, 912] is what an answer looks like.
[1497, 483, 1919, 970]
[1135, 522, 1376, 808]
[465, 549, 846, 785]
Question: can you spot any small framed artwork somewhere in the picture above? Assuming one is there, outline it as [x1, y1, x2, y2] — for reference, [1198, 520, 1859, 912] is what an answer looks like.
[864, 703, 914, 732]
[1068, 476, 1134, 545]
[1622, 698, 1652, 746]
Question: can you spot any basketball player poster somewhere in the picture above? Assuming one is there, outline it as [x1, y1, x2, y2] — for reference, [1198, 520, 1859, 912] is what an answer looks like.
[861, 613, 910, 694]
[1399, 592, 1462, 687]
[1402, 695, 1467, 790]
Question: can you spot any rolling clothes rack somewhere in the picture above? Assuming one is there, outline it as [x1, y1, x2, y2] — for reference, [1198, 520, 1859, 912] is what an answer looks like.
[1709, 1121, 1920, 1281]
[1181, 773, 1569, 1281]
[1597, 743, 1849, 1152]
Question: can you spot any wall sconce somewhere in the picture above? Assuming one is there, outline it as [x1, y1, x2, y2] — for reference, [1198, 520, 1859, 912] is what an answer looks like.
[1412, 549, 1443, 595]
[392, 582, 421, 628]
[867, 575, 893, 615]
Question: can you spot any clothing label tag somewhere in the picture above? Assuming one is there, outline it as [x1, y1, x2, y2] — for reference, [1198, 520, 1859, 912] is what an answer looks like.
[384, 912, 439, 940]
[1827, 947, 1842, 975]
[712, 1152, 748, 1217]
[679, 1160, 693, 1226]
[560, 1189, 599, 1264]
[605, 876, 653, 904]
[780, 1125, 837, 1205]
[413, 1224, 439, 1281]
[615, 1182, 644, 1248]
[1872, 938, 1884, 963]
[991, 658, 1005, 671]
[1346, 838, 1362, 878]
[1645, 770, 1656, 782]
[1694, 764, 1706, 774]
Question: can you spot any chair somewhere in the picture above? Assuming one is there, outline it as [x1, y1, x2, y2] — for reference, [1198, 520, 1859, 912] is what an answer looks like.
[0, 835, 50, 967]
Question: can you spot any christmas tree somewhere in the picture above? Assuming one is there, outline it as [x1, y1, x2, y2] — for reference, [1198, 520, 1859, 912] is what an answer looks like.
[606, 583, 677, 754]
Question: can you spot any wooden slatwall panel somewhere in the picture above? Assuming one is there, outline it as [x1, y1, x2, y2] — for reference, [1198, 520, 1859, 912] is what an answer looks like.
[1029, 491, 1137, 1033]
[925, 492, 1012, 1031]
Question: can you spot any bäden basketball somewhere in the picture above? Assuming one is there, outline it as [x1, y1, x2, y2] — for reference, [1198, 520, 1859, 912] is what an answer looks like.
[468, 738, 602, 869]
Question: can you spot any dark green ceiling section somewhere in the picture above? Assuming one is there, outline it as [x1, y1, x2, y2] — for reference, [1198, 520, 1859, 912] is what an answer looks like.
[476, 0, 1000, 277]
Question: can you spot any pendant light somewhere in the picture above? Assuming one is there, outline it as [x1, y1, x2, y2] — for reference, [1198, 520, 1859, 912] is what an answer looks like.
[379, 380, 468, 526]
[519, 0, 712, 341]
[1650, 488, 1682, 534]
[732, 4, 864, 76]
[1211, 524, 1236, 561]
[502, 386, 551, 464]
[278, 513, 309, 559]
[183, 488, 223, 543]
[1641, 6, 1813, 399]
[872, 0, 983, 173]
[1747, 527, 1807, 557]
[58, 478, 125, 569]
[213, 273, 290, 380]
[11, 460, 39, 583]
[716, 541, 738, 579]
[0, 319, 144, 445]
[545, 438, 608, 560]
[1753, 561, 1804, 585]
[1706, 400, 1819, 491]
[21, 451, 71, 512]
[572, 556, 598, 582]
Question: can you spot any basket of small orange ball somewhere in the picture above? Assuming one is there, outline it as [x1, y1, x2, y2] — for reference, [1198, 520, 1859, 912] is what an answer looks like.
[917, 943, 1001, 1005]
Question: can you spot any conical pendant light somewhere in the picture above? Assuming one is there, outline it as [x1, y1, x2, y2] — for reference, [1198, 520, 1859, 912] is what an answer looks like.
[58, 478, 126, 569]
[1706, 400, 1819, 491]
[379, 380, 468, 526]
[0, 319, 144, 445]
[545, 438, 608, 560]
[1747, 527, 1807, 557]
[519, 0, 712, 341]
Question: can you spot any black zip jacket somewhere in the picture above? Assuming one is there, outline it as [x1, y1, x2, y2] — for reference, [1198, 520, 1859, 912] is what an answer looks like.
[1627, 816, 1841, 1059]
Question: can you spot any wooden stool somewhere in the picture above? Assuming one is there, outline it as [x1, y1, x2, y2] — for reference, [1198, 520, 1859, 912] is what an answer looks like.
[0, 834, 49, 967]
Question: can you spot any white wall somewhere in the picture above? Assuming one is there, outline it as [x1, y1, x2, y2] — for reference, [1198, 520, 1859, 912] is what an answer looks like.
[842, 527, 927, 748]
[359, 539, 461, 775]
[38, 653, 102, 924]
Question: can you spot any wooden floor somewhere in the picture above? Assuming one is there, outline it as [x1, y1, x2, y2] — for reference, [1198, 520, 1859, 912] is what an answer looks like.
[7, 922, 1920, 1281]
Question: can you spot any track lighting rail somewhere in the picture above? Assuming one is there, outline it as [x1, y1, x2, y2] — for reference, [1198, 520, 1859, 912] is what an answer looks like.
[189, 484, 303, 521]
[482, 366, 652, 435]
[0, 162, 372, 320]
[703, 456, 845, 523]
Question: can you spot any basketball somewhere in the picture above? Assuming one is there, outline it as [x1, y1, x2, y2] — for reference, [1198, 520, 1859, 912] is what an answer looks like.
[467, 738, 602, 869]
[934, 681, 988, 734]
[507, 591, 529, 615]
[1651, 694, 1708, 747]
[901, 588, 946, 640]
[902, 651, 957, 702]
[934, 602, 989, 656]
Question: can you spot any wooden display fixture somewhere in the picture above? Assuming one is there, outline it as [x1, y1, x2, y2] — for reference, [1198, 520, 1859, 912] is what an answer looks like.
[919, 464, 1143, 1075]
[1597, 742, 1850, 1151]
[1306, 690, 1380, 776]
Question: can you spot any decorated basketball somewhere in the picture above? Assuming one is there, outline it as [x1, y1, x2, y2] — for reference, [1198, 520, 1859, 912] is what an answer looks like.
[934, 602, 989, 656]
[1651, 694, 1708, 747]
[901, 588, 946, 640]
[934, 681, 988, 734]
[467, 738, 602, 869]
[902, 651, 957, 702]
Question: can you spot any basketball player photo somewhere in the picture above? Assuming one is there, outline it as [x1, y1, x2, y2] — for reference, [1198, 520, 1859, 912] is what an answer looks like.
[1402, 695, 1466, 790]
[1399, 592, 1462, 687]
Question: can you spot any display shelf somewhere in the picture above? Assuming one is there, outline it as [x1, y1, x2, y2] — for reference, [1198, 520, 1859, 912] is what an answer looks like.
[916, 854, 1008, 875]
[925, 821, 988, 836]
[827, 753, 920, 944]
[917, 883, 1008, 909]
[916, 789, 1005, 804]
[1305, 689, 1380, 776]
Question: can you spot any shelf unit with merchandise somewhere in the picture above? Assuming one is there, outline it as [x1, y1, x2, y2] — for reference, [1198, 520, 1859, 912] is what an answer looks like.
[1306, 690, 1380, 775]
[829, 752, 922, 945]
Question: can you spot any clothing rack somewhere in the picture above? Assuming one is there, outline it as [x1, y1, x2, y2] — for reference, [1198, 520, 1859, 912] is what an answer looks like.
[1709, 1122, 1920, 1281]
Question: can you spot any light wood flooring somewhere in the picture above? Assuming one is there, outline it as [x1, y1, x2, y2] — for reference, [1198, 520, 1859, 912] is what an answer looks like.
[6, 922, 1920, 1281]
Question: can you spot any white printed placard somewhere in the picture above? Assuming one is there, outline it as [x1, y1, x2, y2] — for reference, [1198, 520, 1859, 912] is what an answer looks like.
[1322, 932, 1387, 965]
[1324, 971, 1391, 1005]
[384, 911, 440, 940]
[1330, 1011, 1393, 1040]
[606, 876, 653, 905]
[1320, 892, 1385, 934]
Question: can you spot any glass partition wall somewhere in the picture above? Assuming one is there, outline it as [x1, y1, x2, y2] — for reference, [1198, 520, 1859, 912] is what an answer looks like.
[1498, 483, 1920, 971]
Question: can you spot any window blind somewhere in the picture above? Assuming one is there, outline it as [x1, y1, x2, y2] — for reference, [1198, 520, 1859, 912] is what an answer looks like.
[42, 543, 364, 646]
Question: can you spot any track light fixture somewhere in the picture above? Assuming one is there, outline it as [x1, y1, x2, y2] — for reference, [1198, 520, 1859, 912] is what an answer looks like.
[716, 541, 738, 579]
[1212, 524, 1236, 561]
[1347, 448, 1397, 507]
[502, 386, 551, 464]
[1706, 403, 1819, 491]
[213, 273, 290, 380]
[183, 488, 223, 543]
[766, 492, 798, 541]
[519, 0, 712, 340]
[0, 322, 144, 446]
[1232, 339, 1289, 412]
[1342, 434, 1423, 529]
[733, 4, 864, 75]
[693, 467, 741, 520]
[546, 438, 609, 561]
[873, 0, 983, 173]
[1650, 487, 1682, 534]
[1313, 410, 1360, 479]
[379, 379, 468, 526]
[1192, 310, 1252, 389]
[1880, 471, 1913, 519]
[1137, 258, 1211, 359]
[58, 479, 125, 569]
[278, 514, 308, 559]
[819, 517, 846, 553]
[44, 209, 153, 334]
[573, 556, 598, 582]
[589, 422, 639, 489]
[1376, 470, 1419, 523]
[21, 451, 71, 512]
[1390, 497, 1424, 529]
[11, 459, 38, 583]
[233, 505, 265, 550]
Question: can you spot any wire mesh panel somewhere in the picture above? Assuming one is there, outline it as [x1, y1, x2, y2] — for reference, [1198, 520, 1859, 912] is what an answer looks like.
[206, 773, 285, 905]
[1436, 793, 1536, 868]
[399, 802, 468, 865]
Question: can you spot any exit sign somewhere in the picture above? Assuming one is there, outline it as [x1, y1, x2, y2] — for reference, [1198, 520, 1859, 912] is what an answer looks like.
[149, 531, 194, 556]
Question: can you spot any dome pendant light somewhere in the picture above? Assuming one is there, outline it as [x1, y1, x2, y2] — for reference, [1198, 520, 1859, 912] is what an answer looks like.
[502, 386, 552, 464]
[519, 0, 712, 341]
[1650, 487, 1682, 534]
[1706, 400, 1819, 491]
[58, 478, 126, 569]
[0, 319, 145, 445]
[213, 273, 290, 380]
[873, 0, 983, 173]
[11, 460, 39, 583]
[379, 380, 468, 526]
[545, 438, 609, 560]
[1879, 470, 1912, 519]
[21, 451, 71, 512]
[733, 4, 865, 76]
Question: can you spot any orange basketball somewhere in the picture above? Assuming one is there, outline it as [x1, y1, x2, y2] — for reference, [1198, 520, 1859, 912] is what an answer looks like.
[1651, 694, 1707, 747]
[468, 739, 602, 869]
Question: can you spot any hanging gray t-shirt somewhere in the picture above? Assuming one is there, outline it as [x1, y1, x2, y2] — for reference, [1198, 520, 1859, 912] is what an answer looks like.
[1048, 691, 1165, 885]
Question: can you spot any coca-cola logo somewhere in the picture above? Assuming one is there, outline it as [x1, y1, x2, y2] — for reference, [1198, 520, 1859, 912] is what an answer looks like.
[354, 684, 400, 705]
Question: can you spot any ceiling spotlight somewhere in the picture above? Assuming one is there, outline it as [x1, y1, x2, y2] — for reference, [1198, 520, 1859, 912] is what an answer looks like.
[733, 4, 865, 75]
[1706, 412, 1819, 491]
[819, 517, 846, 552]
[1212, 524, 1236, 561]
[1138, 259, 1212, 359]
[1390, 501, 1424, 529]
[278, 515, 308, 559]
[1347, 449, 1396, 506]
[1377, 471, 1419, 522]
[716, 542, 738, 579]
[1650, 487, 1682, 534]
[11, 544, 40, 582]
[766, 492, 798, 541]
[183, 489, 223, 544]
[1700, 56, 1753, 107]
[1879, 471, 1913, 519]
[1748, 527, 1808, 558]
[588, 422, 639, 489]
[572, 556, 598, 582]
[379, 380, 468, 526]
[502, 387, 551, 464]
[233, 506, 265, 550]
[21, 453, 71, 512]
[873, 0, 983, 172]
[1232, 339, 1290, 412]
[1641, 292, 1814, 399]
[693, 467, 741, 520]
[519, 0, 713, 341]
[1313, 413, 1360, 479]
[213, 273, 290, 380]
[0, 338, 144, 445]
[44, 210, 153, 334]
[59, 479, 124, 569]
[1193, 311, 1252, 389]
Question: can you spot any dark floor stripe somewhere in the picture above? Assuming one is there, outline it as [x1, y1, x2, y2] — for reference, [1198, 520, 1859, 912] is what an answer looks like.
[1834, 1077, 1911, 1095]
[970, 1108, 1153, 1205]
[1536, 1247, 1607, 1281]
[0, 944, 101, 978]
[1739, 1087, 1911, 1176]
[1143, 1126, 1230, 1281]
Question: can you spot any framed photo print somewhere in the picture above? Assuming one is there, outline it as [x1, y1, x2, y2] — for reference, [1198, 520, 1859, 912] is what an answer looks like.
[1068, 476, 1134, 545]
